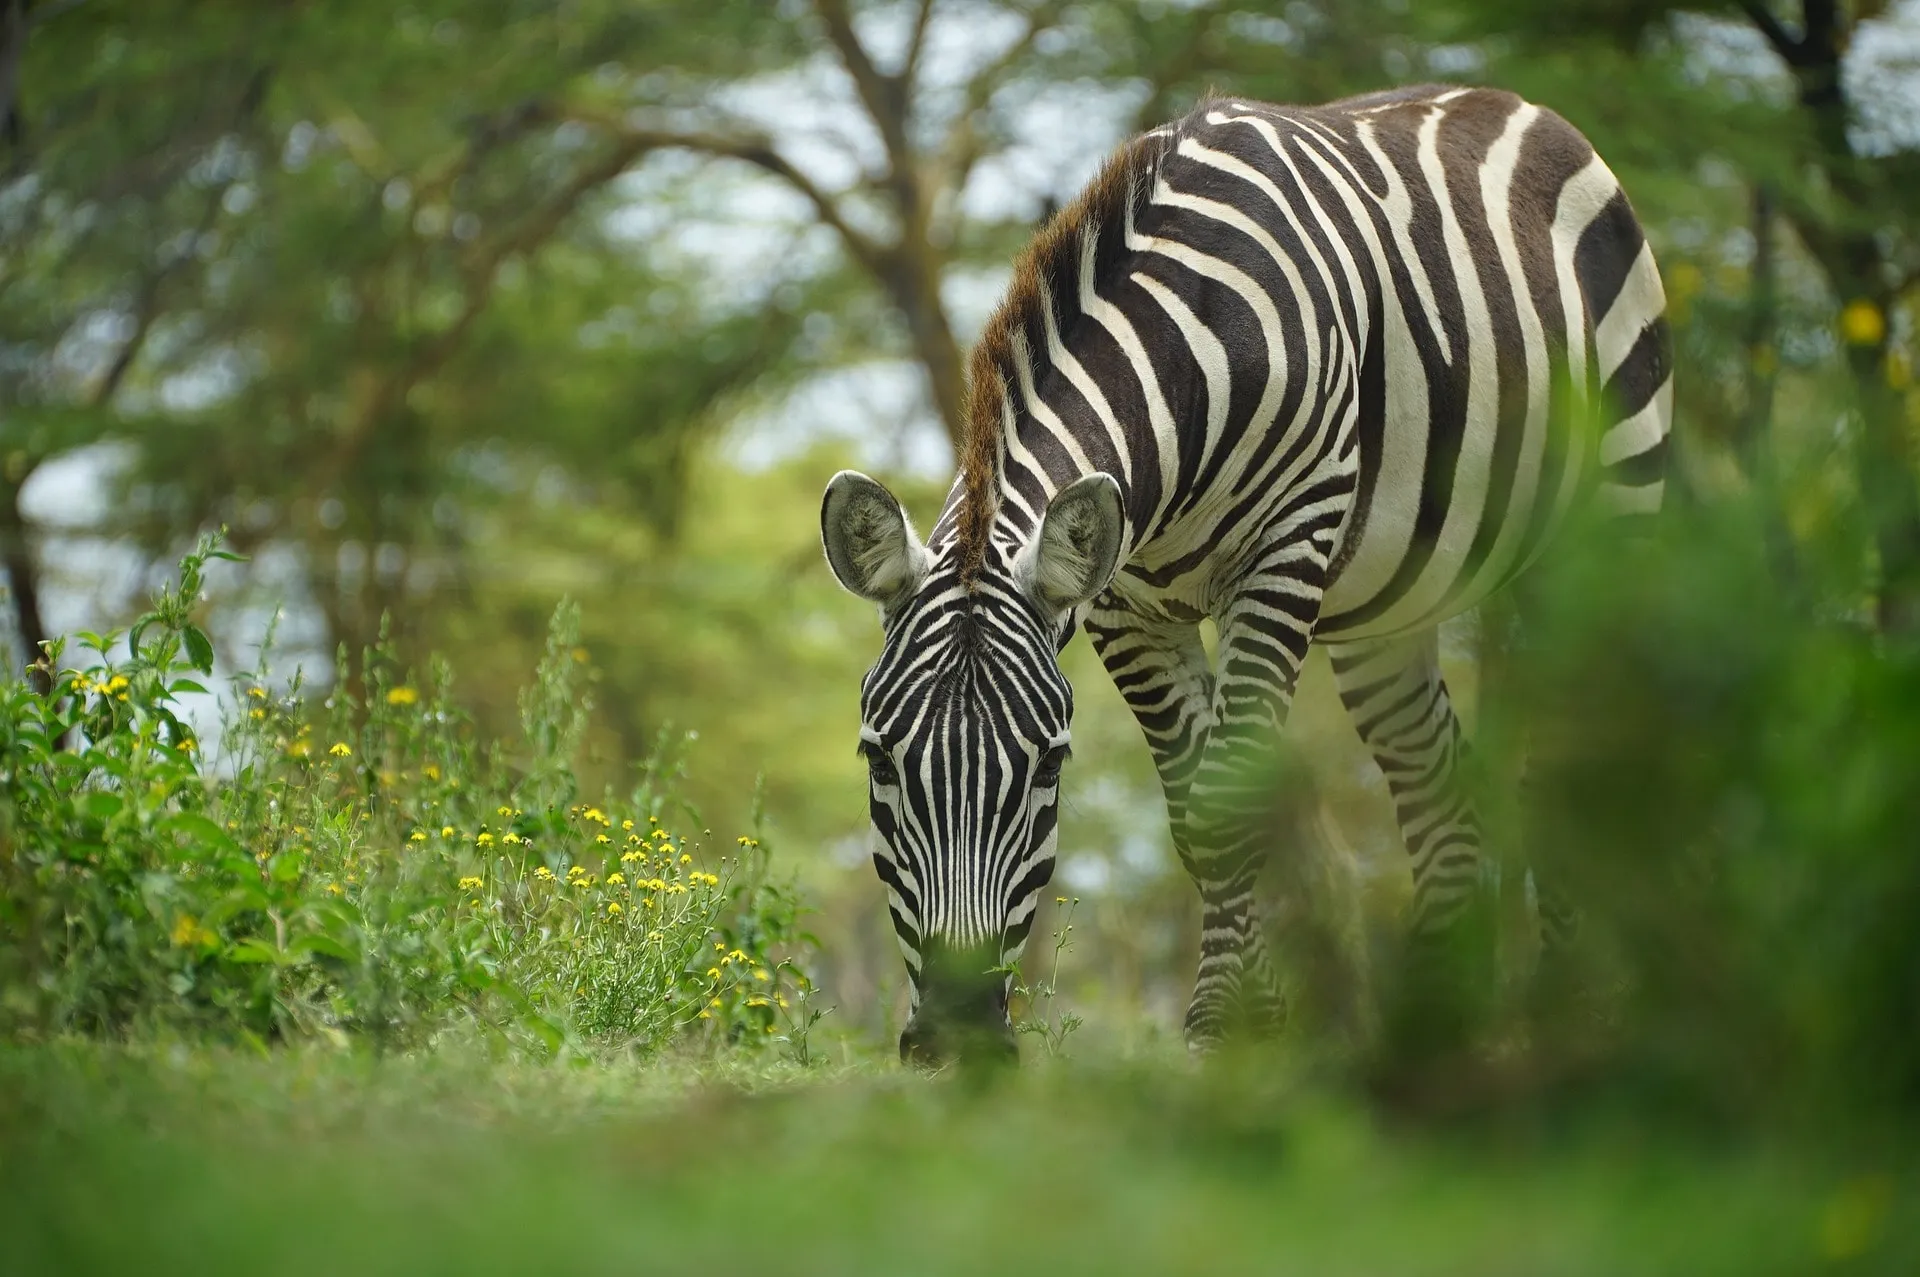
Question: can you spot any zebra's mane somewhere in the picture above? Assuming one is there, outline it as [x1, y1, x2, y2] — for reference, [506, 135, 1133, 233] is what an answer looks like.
[955, 116, 1186, 585]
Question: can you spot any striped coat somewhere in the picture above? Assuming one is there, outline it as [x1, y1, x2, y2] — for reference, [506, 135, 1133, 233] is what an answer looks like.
[822, 84, 1670, 1058]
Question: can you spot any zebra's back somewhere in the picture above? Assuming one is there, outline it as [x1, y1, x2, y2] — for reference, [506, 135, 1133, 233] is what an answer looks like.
[1109, 87, 1671, 641]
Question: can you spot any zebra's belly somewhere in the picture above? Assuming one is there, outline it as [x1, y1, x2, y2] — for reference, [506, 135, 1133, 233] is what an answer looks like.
[1315, 341, 1588, 642]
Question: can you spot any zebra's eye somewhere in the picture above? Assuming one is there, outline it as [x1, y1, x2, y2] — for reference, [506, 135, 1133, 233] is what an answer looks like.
[862, 743, 899, 788]
[1033, 745, 1070, 788]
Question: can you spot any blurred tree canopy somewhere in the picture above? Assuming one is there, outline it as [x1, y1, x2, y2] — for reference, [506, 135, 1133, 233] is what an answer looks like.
[0, 2, 1916, 1008]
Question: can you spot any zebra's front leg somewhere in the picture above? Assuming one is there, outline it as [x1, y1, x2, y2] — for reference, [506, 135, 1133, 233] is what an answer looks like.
[1179, 597, 1325, 1045]
[1083, 599, 1287, 1048]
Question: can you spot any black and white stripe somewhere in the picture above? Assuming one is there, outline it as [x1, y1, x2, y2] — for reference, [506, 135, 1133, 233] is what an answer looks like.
[823, 85, 1671, 1055]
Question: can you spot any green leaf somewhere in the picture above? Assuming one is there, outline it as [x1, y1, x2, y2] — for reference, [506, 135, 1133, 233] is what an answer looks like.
[168, 679, 210, 695]
[206, 883, 271, 924]
[80, 792, 124, 822]
[225, 939, 282, 965]
[161, 812, 242, 855]
[182, 625, 216, 674]
[289, 932, 355, 962]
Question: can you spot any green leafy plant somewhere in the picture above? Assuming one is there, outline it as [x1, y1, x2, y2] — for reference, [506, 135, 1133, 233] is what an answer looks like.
[1011, 896, 1084, 1060]
[0, 534, 816, 1059]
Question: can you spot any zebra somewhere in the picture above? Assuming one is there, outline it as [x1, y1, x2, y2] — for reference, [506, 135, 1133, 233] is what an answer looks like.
[820, 85, 1671, 1063]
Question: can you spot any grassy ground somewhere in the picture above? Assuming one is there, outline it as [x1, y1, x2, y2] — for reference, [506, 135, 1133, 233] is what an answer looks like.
[5, 1040, 1915, 1276]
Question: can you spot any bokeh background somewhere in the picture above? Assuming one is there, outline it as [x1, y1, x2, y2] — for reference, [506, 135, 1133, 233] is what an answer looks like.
[4, 0, 1918, 1044]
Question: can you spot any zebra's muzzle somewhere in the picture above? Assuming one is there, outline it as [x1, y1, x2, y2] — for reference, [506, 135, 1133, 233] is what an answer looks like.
[899, 942, 1016, 1068]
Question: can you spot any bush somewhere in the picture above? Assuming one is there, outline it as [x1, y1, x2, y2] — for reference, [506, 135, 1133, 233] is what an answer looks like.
[0, 534, 818, 1058]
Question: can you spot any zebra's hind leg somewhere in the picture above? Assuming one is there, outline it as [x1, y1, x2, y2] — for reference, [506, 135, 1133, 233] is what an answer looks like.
[1329, 630, 1496, 1050]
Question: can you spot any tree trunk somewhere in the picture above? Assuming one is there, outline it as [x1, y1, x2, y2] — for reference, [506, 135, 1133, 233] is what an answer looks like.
[0, 469, 49, 690]
[888, 253, 968, 455]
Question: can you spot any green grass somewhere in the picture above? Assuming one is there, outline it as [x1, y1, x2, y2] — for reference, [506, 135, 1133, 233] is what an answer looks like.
[4, 1042, 1915, 1276]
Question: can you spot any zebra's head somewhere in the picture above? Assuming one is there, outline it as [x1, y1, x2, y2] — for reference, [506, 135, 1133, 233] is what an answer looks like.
[821, 469, 1125, 1065]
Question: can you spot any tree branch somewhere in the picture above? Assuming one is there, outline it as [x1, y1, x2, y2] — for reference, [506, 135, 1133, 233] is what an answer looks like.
[1737, 1, 1807, 65]
[813, 0, 901, 142]
[934, 0, 1068, 224]
[902, 0, 937, 90]
[565, 108, 895, 279]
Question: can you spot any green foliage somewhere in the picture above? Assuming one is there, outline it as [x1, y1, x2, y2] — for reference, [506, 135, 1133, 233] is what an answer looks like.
[1474, 498, 1920, 1115]
[0, 536, 816, 1058]
[5, 1043, 1919, 1276]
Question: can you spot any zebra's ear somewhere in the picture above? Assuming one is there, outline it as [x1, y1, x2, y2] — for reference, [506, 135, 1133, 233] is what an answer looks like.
[821, 470, 931, 609]
[1019, 473, 1125, 614]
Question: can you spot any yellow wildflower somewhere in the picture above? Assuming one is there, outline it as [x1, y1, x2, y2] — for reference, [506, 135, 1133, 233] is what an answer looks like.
[582, 807, 609, 826]
[607, 873, 625, 885]
[595, 834, 611, 845]
[534, 866, 556, 881]
[647, 878, 665, 891]
[287, 740, 310, 758]
[736, 836, 758, 848]
[177, 738, 196, 754]
[607, 901, 623, 915]
[1056, 896, 1067, 905]
[458, 876, 484, 892]
[106, 675, 129, 692]
[169, 914, 212, 948]
[246, 686, 267, 699]
[753, 969, 771, 982]
[441, 825, 454, 837]
[326, 883, 344, 896]
[249, 708, 266, 721]
[667, 884, 687, 895]
[422, 764, 441, 781]
[680, 854, 692, 865]
[328, 742, 351, 757]
[707, 967, 722, 979]
[568, 864, 586, 877]
[386, 686, 419, 706]
[1840, 298, 1886, 347]
[475, 832, 494, 848]
[620, 850, 642, 863]
[698, 1010, 712, 1020]
[621, 819, 634, 831]
[503, 832, 523, 846]
[727, 949, 748, 963]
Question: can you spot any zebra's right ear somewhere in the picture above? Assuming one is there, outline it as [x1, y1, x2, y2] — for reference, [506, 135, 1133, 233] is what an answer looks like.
[821, 470, 931, 610]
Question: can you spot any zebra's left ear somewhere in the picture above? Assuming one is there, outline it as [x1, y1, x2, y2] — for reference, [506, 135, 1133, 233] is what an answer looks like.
[1018, 473, 1125, 614]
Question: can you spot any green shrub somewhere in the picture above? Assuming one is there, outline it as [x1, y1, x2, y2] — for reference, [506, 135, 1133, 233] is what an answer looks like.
[0, 534, 817, 1057]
